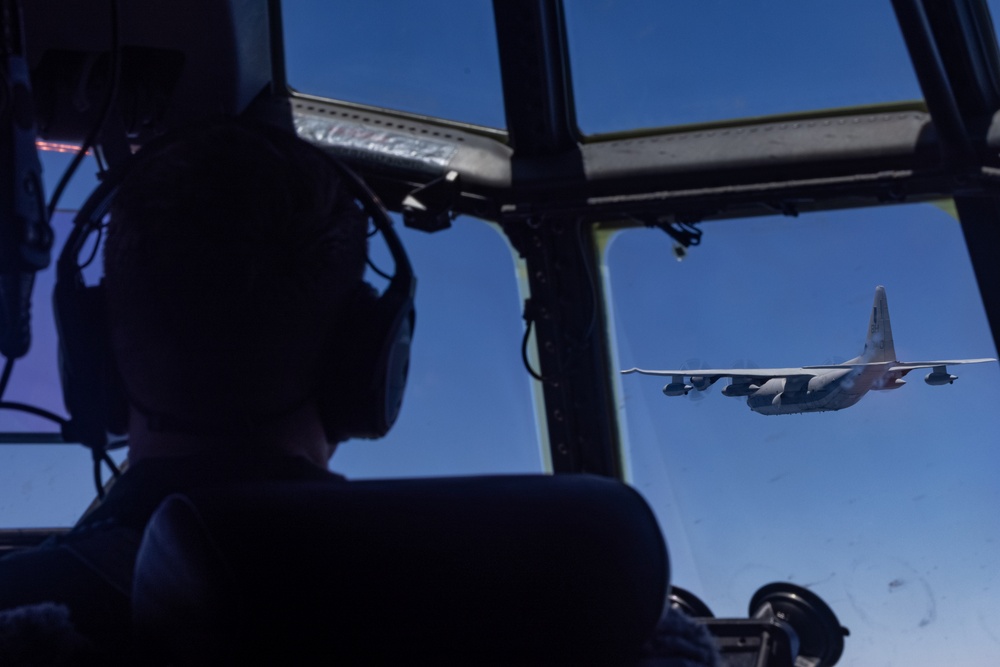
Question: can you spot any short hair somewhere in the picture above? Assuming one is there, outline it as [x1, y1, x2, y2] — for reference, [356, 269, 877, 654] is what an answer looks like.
[104, 119, 367, 428]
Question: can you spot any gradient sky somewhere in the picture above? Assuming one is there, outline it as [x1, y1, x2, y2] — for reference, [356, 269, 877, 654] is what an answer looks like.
[4, 2, 1000, 665]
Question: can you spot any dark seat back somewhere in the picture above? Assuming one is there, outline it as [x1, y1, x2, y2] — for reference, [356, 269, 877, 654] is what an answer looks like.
[132, 474, 669, 665]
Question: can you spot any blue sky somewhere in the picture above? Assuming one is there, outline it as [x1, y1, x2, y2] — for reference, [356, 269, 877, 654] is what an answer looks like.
[608, 206, 1000, 665]
[4, 2, 1000, 664]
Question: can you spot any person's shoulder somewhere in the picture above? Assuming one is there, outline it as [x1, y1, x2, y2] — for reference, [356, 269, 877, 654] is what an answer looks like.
[0, 521, 141, 598]
[0, 535, 108, 610]
[272, 454, 347, 482]
[0, 602, 97, 664]
[215, 453, 348, 483]
[0, 530, 137, 658]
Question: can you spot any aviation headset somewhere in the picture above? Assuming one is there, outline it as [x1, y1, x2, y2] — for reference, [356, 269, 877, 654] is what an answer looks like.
[54, 122, 415, 451]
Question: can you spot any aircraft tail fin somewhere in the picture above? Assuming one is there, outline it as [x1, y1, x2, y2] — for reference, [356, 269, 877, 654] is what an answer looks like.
[863, 285, 896, 362]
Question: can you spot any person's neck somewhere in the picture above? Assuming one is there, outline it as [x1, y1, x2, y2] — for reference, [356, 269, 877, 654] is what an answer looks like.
[126, 403, 336, 468]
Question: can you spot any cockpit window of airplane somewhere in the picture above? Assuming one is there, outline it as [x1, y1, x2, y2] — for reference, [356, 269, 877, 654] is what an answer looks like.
[1, 196, 543, 524]
[282, 0, 505, 129]
[4, 1, 1000, 664]
[604, 202, 1000, 665]
[562, 0, 923, 134]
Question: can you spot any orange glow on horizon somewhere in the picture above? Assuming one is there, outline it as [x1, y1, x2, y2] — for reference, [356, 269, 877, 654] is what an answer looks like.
[35, 140, 91, 155]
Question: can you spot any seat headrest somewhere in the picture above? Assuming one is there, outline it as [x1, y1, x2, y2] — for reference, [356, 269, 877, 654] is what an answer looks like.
[132, 474, 669, 665]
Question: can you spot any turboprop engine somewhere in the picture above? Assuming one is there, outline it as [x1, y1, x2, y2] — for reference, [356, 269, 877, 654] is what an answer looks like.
[925, 366, 957, 385]
[722, 381, 758, 397]
[663, 375, 693, 396]
[690, 376, 717, 391]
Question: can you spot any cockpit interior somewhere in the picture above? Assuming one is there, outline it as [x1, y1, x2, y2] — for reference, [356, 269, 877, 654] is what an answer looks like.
[2, 1, 1000, 664]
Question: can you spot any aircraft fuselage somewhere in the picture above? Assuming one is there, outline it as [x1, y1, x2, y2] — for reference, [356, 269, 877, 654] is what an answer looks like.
[745, 363, 903, 415]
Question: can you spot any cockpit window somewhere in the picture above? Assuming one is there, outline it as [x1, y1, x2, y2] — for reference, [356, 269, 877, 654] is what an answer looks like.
[281, 0, 506, 130]
[332, 217, 543, 478]
[603, 202, 1000, 664]
[8, 2, 1000, 662]
[0, 206, 125, 528]
[0, 200, 542, 526]
[564, 0, 923, 135]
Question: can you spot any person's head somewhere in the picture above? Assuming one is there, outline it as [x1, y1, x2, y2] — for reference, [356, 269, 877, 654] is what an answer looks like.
[103, 119, 367, 458]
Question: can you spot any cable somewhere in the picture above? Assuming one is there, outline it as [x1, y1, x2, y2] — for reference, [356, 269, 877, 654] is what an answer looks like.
[364, 217, 394, 279]
[101, 450, 121, 479]
[90, 446, 124, 500]
[0, 401, 68, 426]
[89, 445, 125, 499]
[517, 221, 599, 384]
[520, 309, 546, 383]
[92, 453, 106, 500]
[366, 256, 392, 280]
[45, 0, 121, 218]
[0, 357, 12, 401]
[78, 224, 104, 270]
[46, 0, 123, 502]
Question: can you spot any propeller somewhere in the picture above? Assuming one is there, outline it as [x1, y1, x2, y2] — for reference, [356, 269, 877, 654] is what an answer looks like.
[682, 358, 714, 401]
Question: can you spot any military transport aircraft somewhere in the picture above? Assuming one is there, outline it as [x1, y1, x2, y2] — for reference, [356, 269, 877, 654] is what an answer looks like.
[622, 286, 996, 414]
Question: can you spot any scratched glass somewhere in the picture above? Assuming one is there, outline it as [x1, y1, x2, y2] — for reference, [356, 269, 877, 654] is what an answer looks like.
[605, 202, 1000, 665]
[282, 0, 505, 129]
[564, 0, 923, 135]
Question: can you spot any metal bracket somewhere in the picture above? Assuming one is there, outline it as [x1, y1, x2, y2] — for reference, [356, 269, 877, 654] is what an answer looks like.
[634, 215, 704, 260]
[402, 170, 460, 232]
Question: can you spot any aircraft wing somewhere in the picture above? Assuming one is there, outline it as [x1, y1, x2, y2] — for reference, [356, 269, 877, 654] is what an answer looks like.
[622, 367, 817, 396]
[621, 367, 817, 379]
[888, 358, 996, 372]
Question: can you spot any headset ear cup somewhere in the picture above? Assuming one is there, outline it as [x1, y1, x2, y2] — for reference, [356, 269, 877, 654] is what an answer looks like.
[53, 280, 129, 448]
[382, 309, 413, 427]
[104, 338, 129, 436]
[319, 282, 414, 442]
